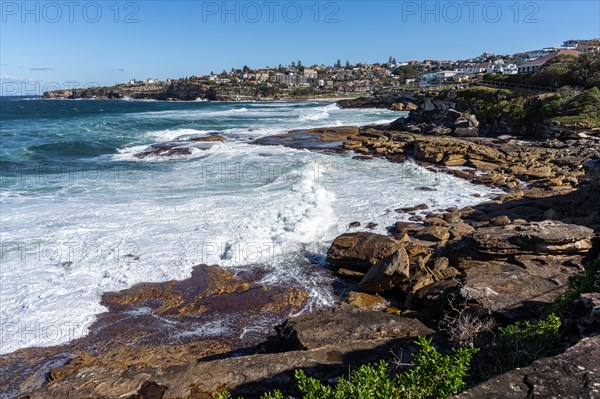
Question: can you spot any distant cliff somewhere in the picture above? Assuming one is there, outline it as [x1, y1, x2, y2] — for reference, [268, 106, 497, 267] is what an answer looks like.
[42, 81, 347, 102]
[43, 81, 239, 101]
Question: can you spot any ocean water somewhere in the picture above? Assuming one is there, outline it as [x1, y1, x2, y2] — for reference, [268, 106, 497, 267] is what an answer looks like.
[0, 98, 497, 354]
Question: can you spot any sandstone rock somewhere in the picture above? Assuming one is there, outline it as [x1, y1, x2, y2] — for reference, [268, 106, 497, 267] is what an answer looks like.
[274, 305, 435, 350]
[449, 222, 476, 240]
[454, 127, 479, 137]
[327, 233, 404, 272]
[458, 262, 572, 321]
[359, 247, 410, 293]
[443, 212, 462, 223]
[433, 257, 450, 271]
[189, 135, 225, 142]
[490, 215, 511, 226]
[343, 140, 363, 150]
[467, 221, 594, 257]
[451, 336, 600, 399]
[441, 154, 467, 166]
[5, 264, 318, 397]
[395, 203, 429, 213]
[429, 126, 452, 135]
[424, 217, 450, 227]
[336, 268, 365, 279]
[347, 291, 389, 311]
[25, 335, 433, 399]
[415, 226, 450, 242]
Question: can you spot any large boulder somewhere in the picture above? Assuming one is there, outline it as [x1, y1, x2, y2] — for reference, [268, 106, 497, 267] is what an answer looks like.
[273, 305, 434, 351]
[413, 256, 582, 323]
[415, 226, 451, 242]
[467, 221, 594, 258]
[327, 233, 404, 272]
[457, 262, 571, 321]
[359, 248, 410, 293]
[451, 335, 600, 399]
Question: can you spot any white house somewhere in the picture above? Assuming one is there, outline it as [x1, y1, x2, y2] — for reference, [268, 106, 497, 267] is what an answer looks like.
[303, 69, 318, 79]
[486, 60, 518, 75]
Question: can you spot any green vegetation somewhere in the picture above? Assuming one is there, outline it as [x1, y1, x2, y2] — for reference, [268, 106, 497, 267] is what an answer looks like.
[550, 87, 600, 126]
[457, 86, 527, 126]
[214, 337, 477, 399]
[393, 65, 418, 82]
[475, 314, 562, 379]
[289, 87, 319, 97]
[456, 85, 600, 129]
[554, 259, 600, 312]
[528, 54, 580, 88]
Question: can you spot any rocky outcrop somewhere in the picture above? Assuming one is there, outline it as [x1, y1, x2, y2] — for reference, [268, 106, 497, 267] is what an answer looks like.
[253, 126, 360, 152]
[270, 305, 434, 351]
[327, 232, 404, 272]
[358, 248, 410, 293]
[336, 89, 456, 113]
[456, 261, 572, 321]
[23, 337, 423, 399]
[134, 135, 225, 158]
[2, 265, 311, 397]
[466, 221, 594, 258]
[451, 335, 600, 399]
[22, 306, 433, 399]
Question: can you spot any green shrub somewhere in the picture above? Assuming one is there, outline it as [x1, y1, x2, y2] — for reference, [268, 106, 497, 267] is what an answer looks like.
[476, 314, 562, 379]
[398, 337, 477, 399]
[214, 337, 477, 399]
[295, 360, 401, 399]
[554, 259, 600, 311]
[550, 87, 600, 127]
[457, 87, 527, 126]
[213, 392, 235, 399]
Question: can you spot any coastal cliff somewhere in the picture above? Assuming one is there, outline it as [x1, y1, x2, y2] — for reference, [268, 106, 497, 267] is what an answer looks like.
[337, 86, 600, 139]
[42, 81, 351, 102]
[43, 81, 233, 101]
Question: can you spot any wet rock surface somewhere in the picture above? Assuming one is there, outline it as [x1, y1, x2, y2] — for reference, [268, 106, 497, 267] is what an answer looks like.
[134, 134, 226, 158]
[1, 265, 313, 397]
[253, 126, 360, 152]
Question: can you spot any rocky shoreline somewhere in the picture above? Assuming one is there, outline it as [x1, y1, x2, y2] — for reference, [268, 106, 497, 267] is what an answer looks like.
[3, 88, 599, 398]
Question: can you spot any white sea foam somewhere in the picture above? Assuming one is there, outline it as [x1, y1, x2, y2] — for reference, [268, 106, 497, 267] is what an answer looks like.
[146, 128, 212, 142]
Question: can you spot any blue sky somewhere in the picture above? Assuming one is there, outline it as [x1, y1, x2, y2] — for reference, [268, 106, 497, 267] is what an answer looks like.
[1, 0, 599, 93]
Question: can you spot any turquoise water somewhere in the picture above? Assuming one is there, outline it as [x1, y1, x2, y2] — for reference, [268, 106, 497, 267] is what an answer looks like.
[0, 98, 495, 354]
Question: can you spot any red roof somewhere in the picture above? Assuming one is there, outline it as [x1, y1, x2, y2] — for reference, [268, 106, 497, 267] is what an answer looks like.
[520, 49, 581, 68]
